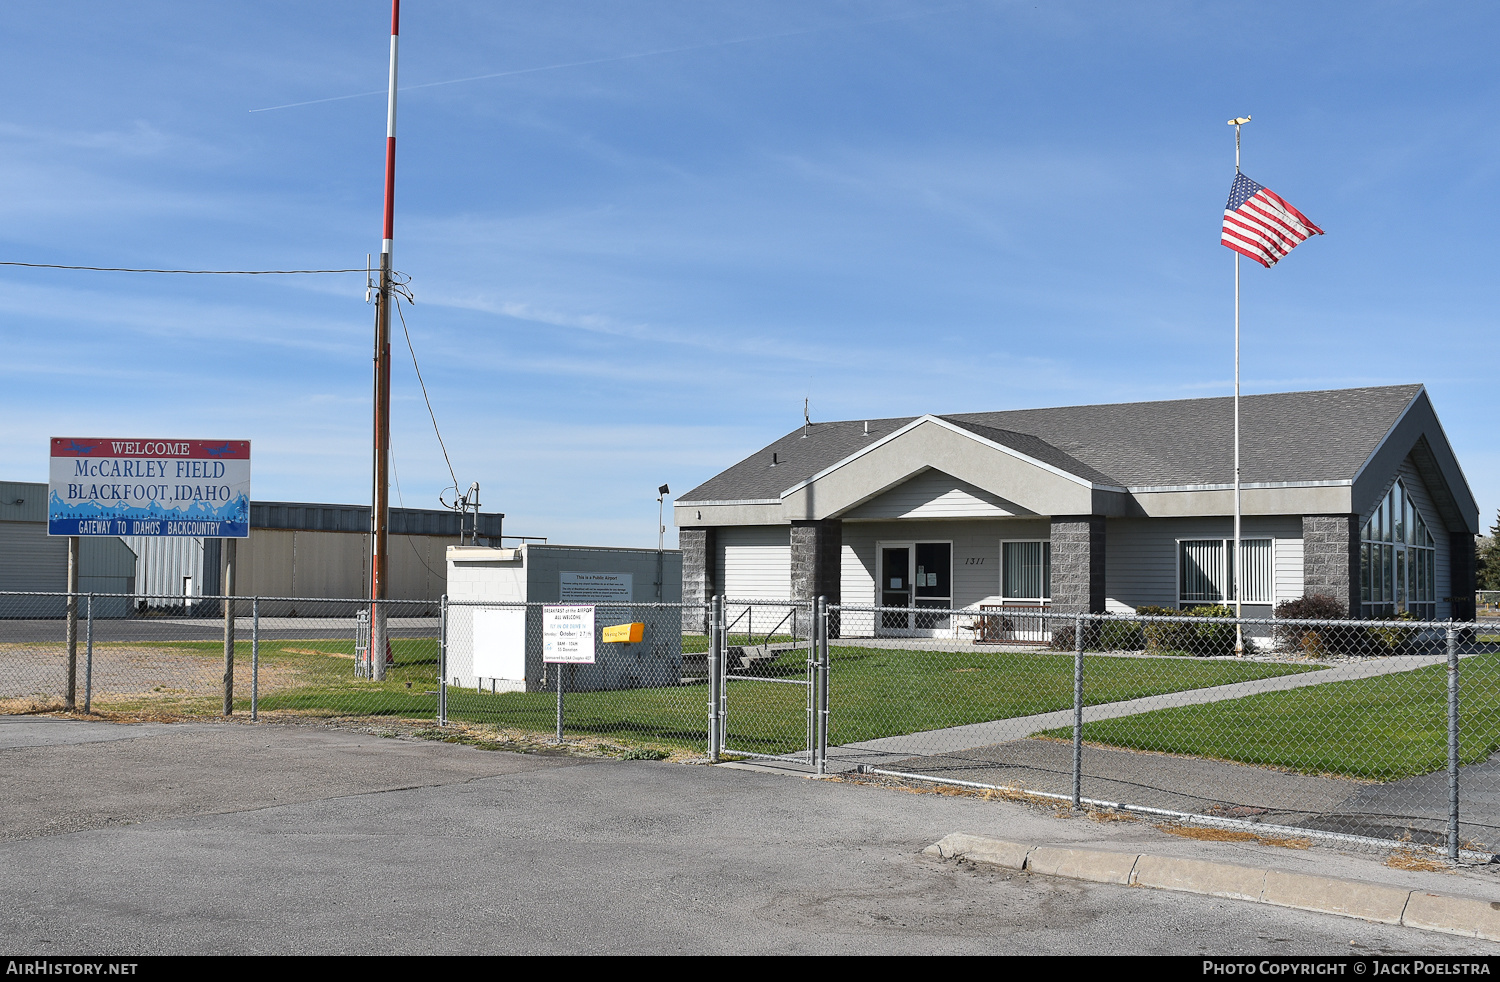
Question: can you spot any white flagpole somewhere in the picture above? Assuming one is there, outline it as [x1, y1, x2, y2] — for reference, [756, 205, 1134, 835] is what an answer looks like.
[1232, 118, 1246, 656]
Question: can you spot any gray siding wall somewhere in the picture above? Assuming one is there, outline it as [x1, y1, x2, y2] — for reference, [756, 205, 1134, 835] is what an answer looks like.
[1104, 516, 1303, 615]
[842, 469, 1022, 520]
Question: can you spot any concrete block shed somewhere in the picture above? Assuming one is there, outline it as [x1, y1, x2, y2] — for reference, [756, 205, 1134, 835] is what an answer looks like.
[445, 543, 683, 693]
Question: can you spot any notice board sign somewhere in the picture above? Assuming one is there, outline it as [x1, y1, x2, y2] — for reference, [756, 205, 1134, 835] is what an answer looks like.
[48, 437, 251, 537]
[559, 571, 632, 603]
[473, 606, 527, 681]
[543, 605, 595, 664]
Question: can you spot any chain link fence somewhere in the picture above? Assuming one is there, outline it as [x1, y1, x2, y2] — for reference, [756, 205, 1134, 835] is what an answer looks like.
[6, 590, 1499, 859]
[822, 603, 1500, 860]
[0, 591, 441, 720]
[441, 599, 711, 755]
[0, 591, 718, 758]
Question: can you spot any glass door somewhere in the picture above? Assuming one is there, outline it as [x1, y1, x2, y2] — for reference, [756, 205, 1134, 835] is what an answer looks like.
[913, 541, 952, 632]
[880, 544, 912, 632]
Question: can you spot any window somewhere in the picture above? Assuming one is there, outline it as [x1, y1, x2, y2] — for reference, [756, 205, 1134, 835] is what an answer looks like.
[1178, 538, 1272, 606]
[1001, 540, 1051, 603]
[1360, 479, 1436, 619]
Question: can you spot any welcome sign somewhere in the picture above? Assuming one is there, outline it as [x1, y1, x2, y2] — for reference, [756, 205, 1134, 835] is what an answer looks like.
[48, 437, 251, 537]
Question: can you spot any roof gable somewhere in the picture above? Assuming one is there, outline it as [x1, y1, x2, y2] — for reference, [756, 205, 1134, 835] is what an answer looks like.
[779, 417, 1097, 520]
[843, 468, 1030, 520]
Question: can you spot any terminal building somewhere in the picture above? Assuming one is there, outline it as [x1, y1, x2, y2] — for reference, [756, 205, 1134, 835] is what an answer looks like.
[675, 385, 1480, 634]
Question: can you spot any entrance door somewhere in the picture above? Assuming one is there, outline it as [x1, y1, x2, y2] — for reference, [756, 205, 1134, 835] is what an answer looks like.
[913, 541, 953, 633]
[880, 545, 912, 631]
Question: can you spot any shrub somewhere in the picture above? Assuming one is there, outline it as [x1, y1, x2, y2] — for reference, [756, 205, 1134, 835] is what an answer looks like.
[1182, 605, 1242, 657]
[1133, 604, 1247, 656]
[1274, 594, 1349, 621]
[1049, 625, 1076, 651]
[1094, 618, 1145, 651]
[1273, 593, 1347, 656]
[1135, 605, 1183, 653]
[1363, 611, 1418, 656]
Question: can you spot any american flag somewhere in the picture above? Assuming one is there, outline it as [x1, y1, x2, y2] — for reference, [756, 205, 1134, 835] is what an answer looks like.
[1221, 172, 1323, 267]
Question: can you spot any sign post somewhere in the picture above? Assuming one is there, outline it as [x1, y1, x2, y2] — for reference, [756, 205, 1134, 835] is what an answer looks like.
[544, 605, 595, 743]
[65, 538, 78, 710]
[49, 437, 251, 713]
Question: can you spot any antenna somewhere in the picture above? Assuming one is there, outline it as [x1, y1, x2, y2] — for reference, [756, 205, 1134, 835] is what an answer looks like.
[802, 396, 811, 438]
[440, 481, 483, 545]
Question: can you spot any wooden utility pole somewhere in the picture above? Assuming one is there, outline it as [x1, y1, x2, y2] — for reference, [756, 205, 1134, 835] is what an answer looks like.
[370, 0, 400, 682]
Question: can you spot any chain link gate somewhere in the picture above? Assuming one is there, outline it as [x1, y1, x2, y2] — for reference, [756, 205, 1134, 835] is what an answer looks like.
[708, 597, 826, 768]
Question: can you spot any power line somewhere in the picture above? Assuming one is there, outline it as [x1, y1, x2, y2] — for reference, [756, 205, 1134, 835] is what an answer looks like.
[0, 261, 366, 274]
[392, 291, 460, 494]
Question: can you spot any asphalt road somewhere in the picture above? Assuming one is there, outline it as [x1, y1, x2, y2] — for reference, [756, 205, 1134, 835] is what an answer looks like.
[2, 716, 1498, 956]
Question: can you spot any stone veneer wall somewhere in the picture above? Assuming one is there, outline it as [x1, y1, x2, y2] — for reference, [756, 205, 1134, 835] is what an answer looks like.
[679, 527, 715, 633]
[791, 520, 841, 638]
[1049, 516, 1105, 615]
[1301, 515, 1359, 617]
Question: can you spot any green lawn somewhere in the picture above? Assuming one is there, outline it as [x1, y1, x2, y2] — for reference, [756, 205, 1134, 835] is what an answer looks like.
[680, 633, 798, 653]
[77, 635, 1319, 759]
[1039, 651, 1500, 781]
[824, 644, 1320, 747]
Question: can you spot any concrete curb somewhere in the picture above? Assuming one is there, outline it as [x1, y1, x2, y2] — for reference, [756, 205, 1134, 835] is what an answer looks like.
[923, 833, 1500, 944]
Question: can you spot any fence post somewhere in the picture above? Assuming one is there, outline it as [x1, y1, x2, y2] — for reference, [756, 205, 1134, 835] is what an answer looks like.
[222, 538, 236, 716]
[439, 595, 449, 726]
[1073, 613, 1084, 810]
[251, 598, 259, 722]
[708, 596, 721, 762]
[84, 594, 94, 715]
[810, 599, 822, 767]
[822, 599, 834, 773]
[555, 661, 566, 744]
[719, 596, 729, 760]
[1448, 623, 1460, 863]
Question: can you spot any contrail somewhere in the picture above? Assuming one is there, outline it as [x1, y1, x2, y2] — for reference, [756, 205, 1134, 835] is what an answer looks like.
[249, 6, 972, 114]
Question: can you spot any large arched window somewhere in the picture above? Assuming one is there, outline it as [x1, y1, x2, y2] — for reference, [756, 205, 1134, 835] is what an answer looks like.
[1361, 479, 1436, 619]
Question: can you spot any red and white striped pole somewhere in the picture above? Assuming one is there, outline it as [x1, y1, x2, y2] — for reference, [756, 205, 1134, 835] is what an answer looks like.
[382, 0, 399, 258]
[371, 0, 399, 681]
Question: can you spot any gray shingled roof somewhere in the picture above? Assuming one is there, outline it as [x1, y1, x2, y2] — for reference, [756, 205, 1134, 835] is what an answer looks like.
[680, 385, 1423, 502]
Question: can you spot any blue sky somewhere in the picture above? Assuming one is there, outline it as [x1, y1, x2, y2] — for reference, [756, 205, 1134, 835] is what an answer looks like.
[2, 1, 1495, 546]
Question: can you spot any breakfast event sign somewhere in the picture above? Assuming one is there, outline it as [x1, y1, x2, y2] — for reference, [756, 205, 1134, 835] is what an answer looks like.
[48, 437, 251, 538]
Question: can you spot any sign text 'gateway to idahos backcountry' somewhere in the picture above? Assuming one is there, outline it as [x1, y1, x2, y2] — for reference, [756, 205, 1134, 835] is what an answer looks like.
[48, 438, 251, 538]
